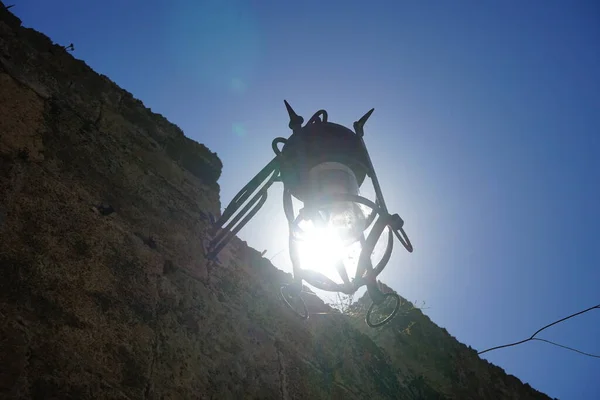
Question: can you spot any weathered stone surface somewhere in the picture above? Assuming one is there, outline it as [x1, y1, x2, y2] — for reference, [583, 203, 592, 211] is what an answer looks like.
[0, 3, 551, 399]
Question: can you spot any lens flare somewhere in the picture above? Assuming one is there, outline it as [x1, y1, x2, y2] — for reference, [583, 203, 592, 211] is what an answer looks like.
[296, 219, 362, 285]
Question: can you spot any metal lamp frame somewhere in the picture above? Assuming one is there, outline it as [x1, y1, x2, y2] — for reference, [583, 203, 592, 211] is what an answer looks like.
[205, 101, 413, 327]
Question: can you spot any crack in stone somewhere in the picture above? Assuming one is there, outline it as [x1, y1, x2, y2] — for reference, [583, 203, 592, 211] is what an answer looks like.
[93, 104, 103, 128]
[276, 346, 288, 400]
[144, 274, 160, 400]
[0, 161, 25, 236]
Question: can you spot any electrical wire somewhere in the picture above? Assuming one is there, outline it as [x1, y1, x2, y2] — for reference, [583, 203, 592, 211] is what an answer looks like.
[530, 338, 600, 359]
[477, 303, 600, 358]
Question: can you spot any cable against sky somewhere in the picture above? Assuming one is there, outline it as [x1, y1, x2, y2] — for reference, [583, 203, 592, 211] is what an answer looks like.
[478, 303, 600, 358]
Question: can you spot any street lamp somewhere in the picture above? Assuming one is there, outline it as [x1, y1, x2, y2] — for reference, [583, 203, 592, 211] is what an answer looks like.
[205, 101, 413, 327]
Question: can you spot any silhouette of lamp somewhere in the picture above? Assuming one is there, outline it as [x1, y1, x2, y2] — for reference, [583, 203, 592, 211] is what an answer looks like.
[205, 101, 413, 327]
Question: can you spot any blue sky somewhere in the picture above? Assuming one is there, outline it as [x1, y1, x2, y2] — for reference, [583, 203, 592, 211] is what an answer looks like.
[12, 0, 600, 398]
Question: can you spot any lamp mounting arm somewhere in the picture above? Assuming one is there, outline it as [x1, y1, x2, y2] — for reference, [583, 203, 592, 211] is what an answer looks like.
[206, 157, 281, 261]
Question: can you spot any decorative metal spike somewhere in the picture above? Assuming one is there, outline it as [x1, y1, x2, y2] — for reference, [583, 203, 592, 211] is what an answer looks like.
[359, 108, 375, 126]
[353, 108, 374, 137]
[284, 100, 304, 130]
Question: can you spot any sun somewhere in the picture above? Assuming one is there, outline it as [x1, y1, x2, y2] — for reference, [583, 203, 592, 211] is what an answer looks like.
[295, 221, 348, 284]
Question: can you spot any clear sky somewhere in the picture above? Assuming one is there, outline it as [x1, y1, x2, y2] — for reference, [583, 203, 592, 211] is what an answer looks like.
[12, 0, 600, 398]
